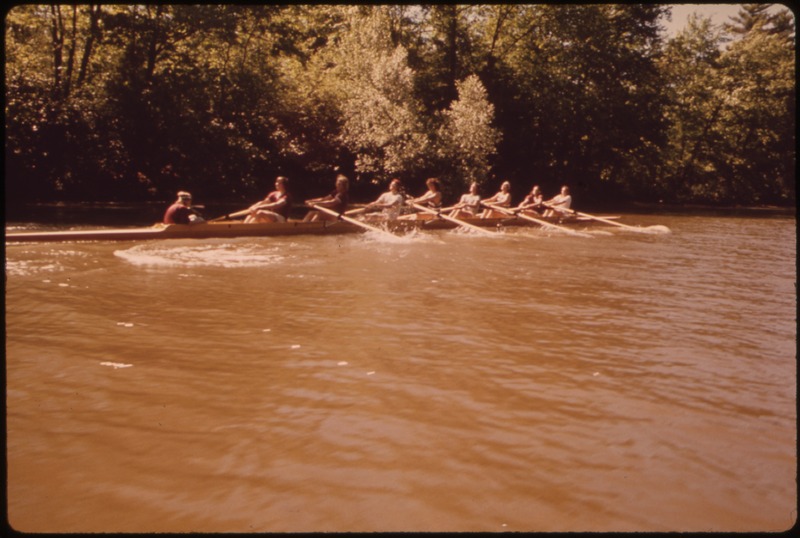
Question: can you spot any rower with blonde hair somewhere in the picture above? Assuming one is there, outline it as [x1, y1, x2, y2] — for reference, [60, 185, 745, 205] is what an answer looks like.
[479, 180, 512, 218]
[543, 185, 572, 217]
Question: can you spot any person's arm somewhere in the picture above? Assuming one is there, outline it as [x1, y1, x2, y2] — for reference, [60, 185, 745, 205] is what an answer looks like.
[482, 193, 499, 204]
[305, 193, 332, 206]
[311, 193, 342, 209]
[250, 199, 274, 211]
[516, 195, 532, 210]
[368, 193, 390, 209]
[260, 195, 288, 211]
[412, 191, 432, 204]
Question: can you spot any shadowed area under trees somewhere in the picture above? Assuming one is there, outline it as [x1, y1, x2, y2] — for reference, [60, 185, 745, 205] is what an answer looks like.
[4, 4, 795, 208]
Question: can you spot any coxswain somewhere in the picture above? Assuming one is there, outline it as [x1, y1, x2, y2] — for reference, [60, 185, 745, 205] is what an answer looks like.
[163, 191, 204, 224]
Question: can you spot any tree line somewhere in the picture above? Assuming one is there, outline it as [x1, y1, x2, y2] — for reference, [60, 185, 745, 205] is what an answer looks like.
[4, 4, 795, 208]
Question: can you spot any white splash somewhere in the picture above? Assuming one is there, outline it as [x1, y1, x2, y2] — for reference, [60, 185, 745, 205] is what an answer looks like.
[100, 361, 133, 369]
[114, 242, 285, 268]
[359, 227, 444, 245]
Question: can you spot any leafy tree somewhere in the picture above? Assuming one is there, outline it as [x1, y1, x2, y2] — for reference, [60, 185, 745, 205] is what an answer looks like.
[659, 4, 795, 204]
[658, 14, 727, 201]
[4, 4, 795, 207]
[470, 4, 669, 201]
[716, 15, 795, 204]
[323, 7, 431, 182]
[437, 74, 500, 188]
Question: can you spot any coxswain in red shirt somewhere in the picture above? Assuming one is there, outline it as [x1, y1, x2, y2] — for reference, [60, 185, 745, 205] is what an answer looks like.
[163, 191, 204, 224]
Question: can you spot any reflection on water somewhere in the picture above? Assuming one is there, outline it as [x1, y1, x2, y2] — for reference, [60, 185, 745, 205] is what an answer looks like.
[5, 213, 796, 532]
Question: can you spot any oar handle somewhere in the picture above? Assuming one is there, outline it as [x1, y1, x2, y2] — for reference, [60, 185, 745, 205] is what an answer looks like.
[344, 207, 369, 216]
[480, 202, 513, 214]
[542, 203, 575, 215]
[489, 202, 590, 237]
[210, 208, 251, 222]
[411, 203, 494, 235]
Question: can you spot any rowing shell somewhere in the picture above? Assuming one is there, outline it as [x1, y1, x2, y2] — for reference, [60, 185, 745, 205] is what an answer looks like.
[5, 213, 618, 243]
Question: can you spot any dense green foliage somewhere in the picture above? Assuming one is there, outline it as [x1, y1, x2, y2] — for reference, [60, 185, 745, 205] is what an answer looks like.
[4, 4, 795, 206]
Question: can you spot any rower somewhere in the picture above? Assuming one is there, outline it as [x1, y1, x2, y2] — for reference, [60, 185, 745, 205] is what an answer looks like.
[245, 176, 292, 223]
[303, 174, 349, 222]
[479, 181, 512, 218]
[542, 185, 572, 217]
[163, 191, 204, 224]
[399, 177, 442, 220]
[361, 178, 405, 221]
[449, 181, 482, 219]
[515, 185, 545, 216]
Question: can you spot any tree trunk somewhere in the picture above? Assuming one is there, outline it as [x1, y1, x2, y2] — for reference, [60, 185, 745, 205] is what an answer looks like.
[77, 4, 102, 88]
[49, 4, 64, 96]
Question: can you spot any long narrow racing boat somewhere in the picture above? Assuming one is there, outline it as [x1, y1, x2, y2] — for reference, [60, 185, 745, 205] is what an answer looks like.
[5, 213, 616, 243]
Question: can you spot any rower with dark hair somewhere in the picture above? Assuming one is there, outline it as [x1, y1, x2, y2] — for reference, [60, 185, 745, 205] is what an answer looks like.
[400, 177, 442, 220]
[245, 176, 292, 223]
[303, 174, 350, 222]
[516, 184, 545, 216]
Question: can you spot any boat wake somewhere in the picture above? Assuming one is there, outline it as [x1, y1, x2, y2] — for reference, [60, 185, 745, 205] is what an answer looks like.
[359, 227, 444, 245]
[114, 241, 286, 268]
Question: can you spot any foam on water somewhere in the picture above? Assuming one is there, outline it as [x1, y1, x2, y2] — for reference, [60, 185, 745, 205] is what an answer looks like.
[5, 248, 90, 276]
[114, 241, 285, 267]
[358, 227, 445, 245]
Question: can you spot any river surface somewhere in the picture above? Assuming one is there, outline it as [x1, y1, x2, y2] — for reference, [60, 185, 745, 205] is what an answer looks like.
[4, 212, 796, 532]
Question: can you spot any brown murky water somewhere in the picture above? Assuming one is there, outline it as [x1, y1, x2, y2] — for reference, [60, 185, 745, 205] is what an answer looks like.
[5, 213, 796, 532]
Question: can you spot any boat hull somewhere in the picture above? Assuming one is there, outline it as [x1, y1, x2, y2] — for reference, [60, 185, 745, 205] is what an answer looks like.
[5, 214, 613, 243]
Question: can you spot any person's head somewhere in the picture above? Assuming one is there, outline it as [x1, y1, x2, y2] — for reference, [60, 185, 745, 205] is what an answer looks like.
[532, 185, 541, 195]
[177, 191, 192, 206]
[275, 176, 288, 192]
[561, 185, 570, 195]
[501, 181, 511, 192]
[336, 174, 349, 192]
[389, 178, 402, 192]
[469, 181, 478, 194]
[426, 177, 441, 191]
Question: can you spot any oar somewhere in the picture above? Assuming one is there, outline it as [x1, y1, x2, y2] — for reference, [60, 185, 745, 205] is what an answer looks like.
[411, 203, 494, 236]
[210, 208, 251, 222]
[344, 207, 368, 216]
[483, 203, 592, 238]
[310, 204, 396, 236]
[544, 204, 668, 234]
